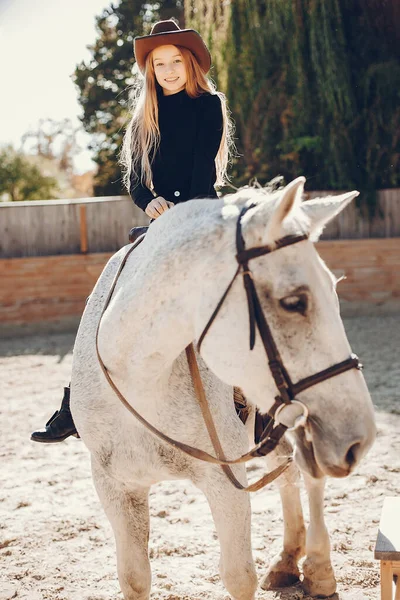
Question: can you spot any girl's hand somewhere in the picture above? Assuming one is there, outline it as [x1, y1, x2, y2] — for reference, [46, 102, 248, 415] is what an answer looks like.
[145, 197, 175, 219]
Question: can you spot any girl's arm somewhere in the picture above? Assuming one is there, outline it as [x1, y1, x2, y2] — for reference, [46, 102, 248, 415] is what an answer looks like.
[129, 161, 155, 211]
[129, 164, 173, 219]
[189, 94, 223, 200]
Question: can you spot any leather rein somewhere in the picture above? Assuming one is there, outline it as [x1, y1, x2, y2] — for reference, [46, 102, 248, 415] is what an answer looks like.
[95, 203, 362, 492]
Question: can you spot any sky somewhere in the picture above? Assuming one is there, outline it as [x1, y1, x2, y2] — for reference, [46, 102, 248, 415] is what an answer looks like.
[0, 0, 114, 172]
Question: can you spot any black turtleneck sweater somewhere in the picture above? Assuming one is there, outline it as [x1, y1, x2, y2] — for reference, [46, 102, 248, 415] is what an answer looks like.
[129, 90, 223, 211]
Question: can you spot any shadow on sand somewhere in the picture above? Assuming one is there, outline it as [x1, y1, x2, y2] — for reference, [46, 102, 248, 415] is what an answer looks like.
[0, 313, 399, 414]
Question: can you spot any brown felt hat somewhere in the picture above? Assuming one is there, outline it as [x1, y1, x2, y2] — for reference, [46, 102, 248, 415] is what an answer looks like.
[134, 20, 211, 75]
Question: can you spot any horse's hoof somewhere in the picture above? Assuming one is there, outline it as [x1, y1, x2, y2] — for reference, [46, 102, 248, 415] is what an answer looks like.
[260, 554, 301, 590]
[302, 559, 336, 597]
[260, 569, 301, 590]
[302, 577, 336, 597]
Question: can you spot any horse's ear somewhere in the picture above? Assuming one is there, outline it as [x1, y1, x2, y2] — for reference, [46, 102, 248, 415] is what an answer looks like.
[264, 176, 305, 242]
[302, 191, 359, 240]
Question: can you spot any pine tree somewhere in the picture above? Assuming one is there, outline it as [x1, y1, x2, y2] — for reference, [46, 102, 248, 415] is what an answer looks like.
[74, 1, 183, 196]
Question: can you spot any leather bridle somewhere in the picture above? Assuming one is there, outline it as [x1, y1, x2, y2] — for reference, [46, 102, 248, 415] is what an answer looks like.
[197, 202, 361, 438]
[95, 202, 362, 492]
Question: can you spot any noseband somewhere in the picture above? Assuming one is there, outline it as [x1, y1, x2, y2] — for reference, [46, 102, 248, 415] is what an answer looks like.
[197, 202, 361, 433]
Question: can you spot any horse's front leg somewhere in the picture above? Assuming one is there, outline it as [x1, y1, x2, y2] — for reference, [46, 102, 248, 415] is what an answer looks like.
[302, 473, 336, 597]
[197, 467, 258, 600]
[260, 437, 306, 590]
[91, 458, 151, 600]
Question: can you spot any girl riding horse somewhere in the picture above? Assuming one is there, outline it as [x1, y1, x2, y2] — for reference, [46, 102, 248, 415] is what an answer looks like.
[31, 19, 233, 443]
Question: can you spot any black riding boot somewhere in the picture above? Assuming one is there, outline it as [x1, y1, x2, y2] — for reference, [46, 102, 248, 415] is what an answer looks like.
[31, 386, 78, 443]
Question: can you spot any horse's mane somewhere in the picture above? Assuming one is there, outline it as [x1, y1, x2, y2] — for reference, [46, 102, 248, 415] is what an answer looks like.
[222, 181, 311, 241]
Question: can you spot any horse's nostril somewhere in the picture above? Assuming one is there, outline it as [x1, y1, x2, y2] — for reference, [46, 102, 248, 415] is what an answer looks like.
[345, 442, 361, 467]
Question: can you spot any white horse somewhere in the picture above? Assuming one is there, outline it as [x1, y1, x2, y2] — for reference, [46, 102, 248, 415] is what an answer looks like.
[71, 177, 376, 600]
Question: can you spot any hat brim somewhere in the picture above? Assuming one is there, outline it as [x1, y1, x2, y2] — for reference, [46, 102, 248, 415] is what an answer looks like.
[134, 29, 211, 74]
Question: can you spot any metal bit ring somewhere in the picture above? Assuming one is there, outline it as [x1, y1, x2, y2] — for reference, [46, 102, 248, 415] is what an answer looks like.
[275, 400, 309, 432]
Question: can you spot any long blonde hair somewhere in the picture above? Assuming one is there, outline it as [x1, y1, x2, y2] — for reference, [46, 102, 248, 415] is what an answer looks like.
[120, 45, 234, 192]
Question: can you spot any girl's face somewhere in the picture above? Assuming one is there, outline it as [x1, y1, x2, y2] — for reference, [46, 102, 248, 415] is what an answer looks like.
[152, 45, 187, 96]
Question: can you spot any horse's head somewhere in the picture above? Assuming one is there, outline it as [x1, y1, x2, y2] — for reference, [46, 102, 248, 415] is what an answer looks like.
[197, 177, 376, 479]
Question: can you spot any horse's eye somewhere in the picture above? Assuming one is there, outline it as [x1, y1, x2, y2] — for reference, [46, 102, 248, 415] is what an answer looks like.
[279, 293, 308, 316]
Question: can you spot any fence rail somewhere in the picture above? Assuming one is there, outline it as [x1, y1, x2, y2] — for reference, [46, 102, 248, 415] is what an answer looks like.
[1, 190, 399, 258]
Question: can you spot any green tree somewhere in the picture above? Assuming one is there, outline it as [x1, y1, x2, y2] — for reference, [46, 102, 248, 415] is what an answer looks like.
[0, 147, 58, 202]
[186, 0, 400, 204]
[74, 0, 183, 196]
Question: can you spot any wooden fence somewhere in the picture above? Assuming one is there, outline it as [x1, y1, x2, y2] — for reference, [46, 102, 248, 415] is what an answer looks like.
[0, 196, 147, 258]
[0, 239, 398, 333]
[0, 189, 399, 258]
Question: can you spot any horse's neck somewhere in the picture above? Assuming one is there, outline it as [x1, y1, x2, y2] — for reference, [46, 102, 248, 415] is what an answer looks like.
[102, 201, 225, 379]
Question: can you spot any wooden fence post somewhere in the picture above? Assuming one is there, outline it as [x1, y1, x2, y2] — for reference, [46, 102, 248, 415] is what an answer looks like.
[79, 204, 88, 254]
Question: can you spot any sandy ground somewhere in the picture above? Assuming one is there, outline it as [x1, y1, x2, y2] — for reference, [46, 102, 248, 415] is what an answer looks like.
[1, 314, 399, 600]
